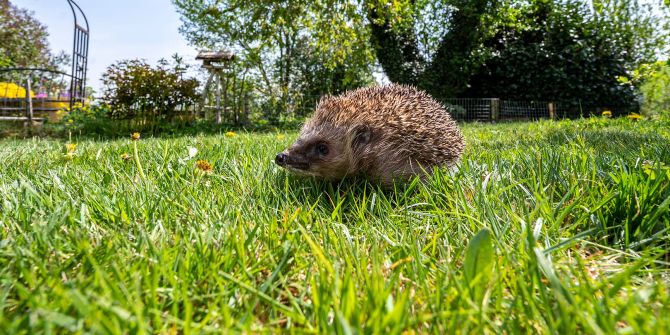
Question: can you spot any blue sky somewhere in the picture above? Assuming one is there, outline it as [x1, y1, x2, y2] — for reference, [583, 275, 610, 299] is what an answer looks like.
[12, 0, 199, 94]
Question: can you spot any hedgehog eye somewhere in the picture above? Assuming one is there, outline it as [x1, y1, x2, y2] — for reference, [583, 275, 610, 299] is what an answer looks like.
[316, 143, 329, 156]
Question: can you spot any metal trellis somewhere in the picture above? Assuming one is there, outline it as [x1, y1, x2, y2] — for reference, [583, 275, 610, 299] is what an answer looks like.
[0, 0, 90, 126]
[67, 0, 89, 106]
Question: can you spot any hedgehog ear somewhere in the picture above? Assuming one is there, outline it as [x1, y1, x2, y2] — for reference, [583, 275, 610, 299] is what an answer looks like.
[352, 125, 372, 148]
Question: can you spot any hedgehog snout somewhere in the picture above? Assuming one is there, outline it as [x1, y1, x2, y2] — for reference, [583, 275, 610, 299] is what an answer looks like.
[275, 151, 310, 171]
[275, 153, 287, 166]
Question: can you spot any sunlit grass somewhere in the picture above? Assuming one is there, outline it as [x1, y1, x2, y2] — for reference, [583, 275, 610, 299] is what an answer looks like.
[1, 117, 669, 333]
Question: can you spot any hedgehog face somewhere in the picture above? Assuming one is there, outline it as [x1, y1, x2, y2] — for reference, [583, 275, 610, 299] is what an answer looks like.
[275, 133, 351, 179]
[275, 124, 372, 180]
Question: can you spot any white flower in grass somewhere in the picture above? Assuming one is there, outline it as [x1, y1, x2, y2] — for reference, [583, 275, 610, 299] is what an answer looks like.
[188, 147, 198, 158]
[179, 146, 199, 165]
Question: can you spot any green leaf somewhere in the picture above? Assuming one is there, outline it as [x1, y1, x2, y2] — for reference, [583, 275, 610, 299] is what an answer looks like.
[463, 228, 494, 289]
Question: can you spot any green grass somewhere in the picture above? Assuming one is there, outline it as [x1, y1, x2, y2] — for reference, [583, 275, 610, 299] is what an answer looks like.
[1, 117, 670, 334]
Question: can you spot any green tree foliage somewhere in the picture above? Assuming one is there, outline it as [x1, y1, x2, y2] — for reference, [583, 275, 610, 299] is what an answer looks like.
[0, 0, 66, 69]
[291, 38, 375, 117]
[173, 0, 667, 115]
[172, 0, 374, 118]
[367, 0, 426, 86]
[639, 62, 670, 116]
[465, 0, 667, 110]
[367, 0, 494, 99]
[367, 0, 668, 109]
[101, 58, 199, 120]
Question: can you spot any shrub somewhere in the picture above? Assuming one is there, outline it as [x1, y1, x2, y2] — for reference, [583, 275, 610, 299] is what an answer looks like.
[101, 59, 199, 120]
[640, 62, 670, 117]
[49, 103, 112, 136]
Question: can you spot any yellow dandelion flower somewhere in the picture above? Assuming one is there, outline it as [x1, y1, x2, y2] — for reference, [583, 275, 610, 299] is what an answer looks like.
[277, 134, 285, 140]
[65, 143, 76, 153]
[196, 160, 213, 172]
[601, 111, 612, 118]
[131, 132, 141, 140]
[225, 131, 236, 138]
[626, 113, 642, 121]
[63, 143, 76, 159]
[120, 153, 132, 161]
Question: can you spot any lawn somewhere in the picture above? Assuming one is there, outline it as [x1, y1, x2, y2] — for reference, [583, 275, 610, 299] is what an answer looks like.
[1, 117, 669, 333]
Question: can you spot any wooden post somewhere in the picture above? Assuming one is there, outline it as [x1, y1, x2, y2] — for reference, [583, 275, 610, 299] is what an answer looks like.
[25, 77, 34, 126]
[215, 71, 223, 124]
[548, 102, 556, 120]
[199, 74, 214, 119]
[491, 98, 500, 121]
[222, 74, 228, 124]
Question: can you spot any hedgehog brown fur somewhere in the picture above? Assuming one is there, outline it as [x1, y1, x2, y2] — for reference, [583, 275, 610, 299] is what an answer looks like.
[275, 84, 465, 187]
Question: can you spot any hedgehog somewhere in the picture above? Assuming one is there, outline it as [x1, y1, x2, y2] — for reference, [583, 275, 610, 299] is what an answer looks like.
[275, 84, 465, 187]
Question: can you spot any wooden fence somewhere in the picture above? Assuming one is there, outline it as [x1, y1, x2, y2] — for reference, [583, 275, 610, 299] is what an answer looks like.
[444, 98, 604, 121]
[1, 89, 632, 126]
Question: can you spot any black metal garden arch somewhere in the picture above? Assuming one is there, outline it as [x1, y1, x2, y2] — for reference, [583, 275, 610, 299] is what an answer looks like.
[0, 0, 89, 122]
[67, 0, 90, 106]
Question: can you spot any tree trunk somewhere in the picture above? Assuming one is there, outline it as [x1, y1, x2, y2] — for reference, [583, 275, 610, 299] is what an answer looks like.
[366, 0, 491, 100]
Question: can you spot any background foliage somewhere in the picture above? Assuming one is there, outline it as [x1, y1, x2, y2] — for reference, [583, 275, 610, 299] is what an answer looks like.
[1, 0, 668, 126]
[171, 0, 669, 119]
[101, 57, 199, 121]
[0, 0, 68, 70]
[369, 0, 668, 110]
[639, 61, 670, 117]
[172, 0, 375, 122]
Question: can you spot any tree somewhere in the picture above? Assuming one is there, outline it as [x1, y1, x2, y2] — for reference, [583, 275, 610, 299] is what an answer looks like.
[367, 0, 493, 99]
[172, 0, 374, 119]
[638, 61, 670, 116]
[0, 0, 65, 69]
[291, 37, 375, 116]
[463, 0, 668, 111]
[173, 0, 668, 117]
[366, 0, 668, 109]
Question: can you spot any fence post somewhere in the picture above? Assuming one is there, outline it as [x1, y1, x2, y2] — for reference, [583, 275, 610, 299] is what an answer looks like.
[548, 102, 556, 120]
[222, 74, 228, 124]
[25, 77, 34, 126]
[215, 73, 223, 124]
[491, 98, 500, 121]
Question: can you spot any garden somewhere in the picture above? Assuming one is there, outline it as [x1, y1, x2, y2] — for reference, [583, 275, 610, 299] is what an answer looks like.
[1, 0, 670, 333]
